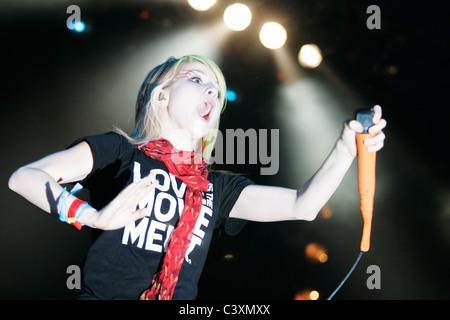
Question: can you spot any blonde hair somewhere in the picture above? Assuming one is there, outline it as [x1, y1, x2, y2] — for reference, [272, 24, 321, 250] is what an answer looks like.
[116, 55, 227, 161]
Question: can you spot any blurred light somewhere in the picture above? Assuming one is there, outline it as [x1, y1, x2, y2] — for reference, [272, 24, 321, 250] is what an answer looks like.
[226, 89, 237, 102]
[223, 253, 236, 261]
[305, 243, 328, 263]
[73, 21, 85, 32]
[277, 71, 285, 82]
[298, 44, 323, 69]
[386, 65, 398, 75]
[259, 22, 287, 49]
[310, 290, 320, 300]
[67, 20, 85, 32]
[187, 0, 216, 11]
[140, 10, 150, 20]
[320, 203, 333, 219]
[223, 3, 252, 31]
[294, 289, 320, 300]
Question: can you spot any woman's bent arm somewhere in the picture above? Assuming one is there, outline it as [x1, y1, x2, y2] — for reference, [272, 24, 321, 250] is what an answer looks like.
[8, 141, 160, 230]
[8, 142, 94, 215]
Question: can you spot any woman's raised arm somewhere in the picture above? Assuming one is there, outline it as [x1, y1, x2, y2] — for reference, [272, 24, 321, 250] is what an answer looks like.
[230, 105, 386, 222]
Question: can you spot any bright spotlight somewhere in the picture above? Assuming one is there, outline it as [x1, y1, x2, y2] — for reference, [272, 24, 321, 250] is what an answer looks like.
[223, 3, 252, 31]
[259, 22, 287, 49]
[187, 0, 216, 11]
[298, 44, 323, 69]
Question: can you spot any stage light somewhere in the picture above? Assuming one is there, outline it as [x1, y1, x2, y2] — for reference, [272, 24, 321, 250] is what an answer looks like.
[67, 20, 85, 32]
[298, 44, 323, 69]
[259, 22, 287, 49]
[75, 22, 85, 32]
[226, 89, 237, 102]
[187, 0, 216, 11]
[223, 253, 236, 261]
[140, 10, 150, 20]
[294, 289, 320, 300]
[223, 3, 252, 31]
[69, 21, 86, 32]
[320, 203, 333, 219]
[305, 243, 328, 264]
[310, 290, 320, 300]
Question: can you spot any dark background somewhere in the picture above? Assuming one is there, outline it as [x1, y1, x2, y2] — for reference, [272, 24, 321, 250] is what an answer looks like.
[1, 0, 449, 300]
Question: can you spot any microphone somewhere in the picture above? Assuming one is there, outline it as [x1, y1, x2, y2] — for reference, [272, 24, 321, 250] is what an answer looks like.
[356, 110, 377, 252]
[326, 109, 379, 299]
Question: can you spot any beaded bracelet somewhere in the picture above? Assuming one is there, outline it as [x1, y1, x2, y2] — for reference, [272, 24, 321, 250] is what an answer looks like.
[58, 183, 92, 230]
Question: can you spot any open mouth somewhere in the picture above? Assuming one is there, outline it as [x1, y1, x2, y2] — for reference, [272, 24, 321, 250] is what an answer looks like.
[198, 101, 213, 121]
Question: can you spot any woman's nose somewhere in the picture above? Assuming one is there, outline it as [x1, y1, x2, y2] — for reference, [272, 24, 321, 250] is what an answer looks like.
[206, 86, 218, 99]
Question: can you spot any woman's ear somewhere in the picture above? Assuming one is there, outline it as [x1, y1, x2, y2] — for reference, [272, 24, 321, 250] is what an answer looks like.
[157, 89, 169, 108]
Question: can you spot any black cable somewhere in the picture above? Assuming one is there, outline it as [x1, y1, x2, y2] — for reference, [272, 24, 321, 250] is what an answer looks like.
[327, 251, 365, 300]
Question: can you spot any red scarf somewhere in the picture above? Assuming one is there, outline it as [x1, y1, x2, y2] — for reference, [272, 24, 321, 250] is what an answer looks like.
[137, 139, 210, 300]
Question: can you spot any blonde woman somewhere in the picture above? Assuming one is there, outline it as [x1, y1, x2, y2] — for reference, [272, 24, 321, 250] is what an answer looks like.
[8, 55, 386, 300]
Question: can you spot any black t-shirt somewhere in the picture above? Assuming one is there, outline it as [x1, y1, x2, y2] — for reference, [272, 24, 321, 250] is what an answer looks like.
[69, 132, 254, 300]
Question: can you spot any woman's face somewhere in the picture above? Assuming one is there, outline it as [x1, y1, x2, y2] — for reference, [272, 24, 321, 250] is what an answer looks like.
[159, 61, 222, 142]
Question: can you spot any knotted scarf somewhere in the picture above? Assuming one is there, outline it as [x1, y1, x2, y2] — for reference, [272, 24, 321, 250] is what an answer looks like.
[137, 139, 210, 300]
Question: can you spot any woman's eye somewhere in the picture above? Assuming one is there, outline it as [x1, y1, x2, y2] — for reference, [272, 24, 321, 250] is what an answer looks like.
[190, 77, 202, 84]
